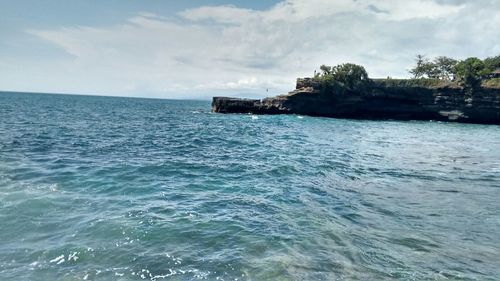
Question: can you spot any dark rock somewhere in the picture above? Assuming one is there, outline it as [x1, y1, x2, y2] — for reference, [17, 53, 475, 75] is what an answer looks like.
[212, 79, 500, 124]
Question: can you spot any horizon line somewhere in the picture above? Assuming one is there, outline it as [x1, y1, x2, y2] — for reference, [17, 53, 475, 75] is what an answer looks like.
[0, 90, 212, 102]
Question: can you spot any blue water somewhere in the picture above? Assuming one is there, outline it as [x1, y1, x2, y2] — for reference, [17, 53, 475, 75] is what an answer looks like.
[0, 92, 499, 280]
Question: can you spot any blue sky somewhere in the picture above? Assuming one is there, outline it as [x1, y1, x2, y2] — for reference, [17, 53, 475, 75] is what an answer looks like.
[0, 0, 278, 27]
[1, 0, 499, 99]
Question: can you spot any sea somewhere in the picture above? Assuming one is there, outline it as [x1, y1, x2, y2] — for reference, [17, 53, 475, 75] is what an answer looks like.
[0, 91, 499, 280]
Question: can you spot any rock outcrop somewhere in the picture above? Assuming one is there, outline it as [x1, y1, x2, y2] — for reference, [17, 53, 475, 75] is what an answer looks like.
[212, 79, 500, 124]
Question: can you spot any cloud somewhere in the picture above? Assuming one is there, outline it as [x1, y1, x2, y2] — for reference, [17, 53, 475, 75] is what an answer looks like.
[11, 0, 500, 98]
[179, 5, 258, 24]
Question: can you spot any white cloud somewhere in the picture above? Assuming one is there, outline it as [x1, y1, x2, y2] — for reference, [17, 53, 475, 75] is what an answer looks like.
[366, 0, 463, 20]
[179, 5, 258, 24]
[5, 0, 499, 98]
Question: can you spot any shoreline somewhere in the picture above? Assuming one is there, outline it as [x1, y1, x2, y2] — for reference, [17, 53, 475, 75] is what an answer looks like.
[212, 78, 500, 125]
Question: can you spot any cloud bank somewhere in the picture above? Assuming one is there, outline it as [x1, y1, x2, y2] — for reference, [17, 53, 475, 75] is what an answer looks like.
[7, 0, 500, 98]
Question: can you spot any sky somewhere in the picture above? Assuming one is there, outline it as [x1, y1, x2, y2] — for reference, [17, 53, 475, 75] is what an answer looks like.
[0, 0, 499, 99]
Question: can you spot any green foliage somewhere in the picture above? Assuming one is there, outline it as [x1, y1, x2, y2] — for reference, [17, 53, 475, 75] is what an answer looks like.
[314, 63, 370, 93]
[319, 65, 332, 76]
[373, 78, 457, 88]
[483, 55, 500, 73]
[408, 54, 500, 89]
[409, 54, 429, 78]
[311, 54, 500, 94]
[331, 63, 370, 89]
[433, 56, 458, 80]
[409, 55, 457, 80]
[453, 57, 487, 88]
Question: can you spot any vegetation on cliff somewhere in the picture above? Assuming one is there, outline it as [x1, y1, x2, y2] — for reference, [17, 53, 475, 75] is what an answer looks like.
[482, 78, 500, 88]
[311, 54, 500, 94]
[313, 63, 370, 93]
[409, 54, 500, 88]
[214, 56, 500, 124]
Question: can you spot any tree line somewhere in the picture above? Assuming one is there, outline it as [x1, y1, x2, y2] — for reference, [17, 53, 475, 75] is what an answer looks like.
[312, 54, 499, 92]
[409, 54, 500, 87]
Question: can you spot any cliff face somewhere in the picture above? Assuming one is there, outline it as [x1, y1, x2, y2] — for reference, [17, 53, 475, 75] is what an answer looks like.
[212, 79, 500, 124]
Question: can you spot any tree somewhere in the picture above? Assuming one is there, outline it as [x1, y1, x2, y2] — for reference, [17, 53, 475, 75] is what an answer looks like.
[409, 54, 429, 78]
[423, 62, 440, 79]
[433, 56, 458, 80]
[319, 65, 332, 76]
[453, 57, 486, 88]
[330, 63, 369, 90]
[483, 55, 500, 73]
[409, 55, 458, 80]
[313, 63, 370, 93]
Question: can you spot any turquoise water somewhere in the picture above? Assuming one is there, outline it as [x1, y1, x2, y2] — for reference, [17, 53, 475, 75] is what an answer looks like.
[0, 92, 499, 280]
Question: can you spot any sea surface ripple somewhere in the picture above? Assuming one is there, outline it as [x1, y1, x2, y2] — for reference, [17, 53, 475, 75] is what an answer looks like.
[0, 92, 499, 280]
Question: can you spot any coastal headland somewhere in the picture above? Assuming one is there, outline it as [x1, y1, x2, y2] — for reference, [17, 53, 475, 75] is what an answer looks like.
[212, 58, 500, 124]
[212, 78, 500, 124]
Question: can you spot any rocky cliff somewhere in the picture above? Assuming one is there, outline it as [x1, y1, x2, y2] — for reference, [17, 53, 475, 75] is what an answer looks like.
[212, 78, 500, 124]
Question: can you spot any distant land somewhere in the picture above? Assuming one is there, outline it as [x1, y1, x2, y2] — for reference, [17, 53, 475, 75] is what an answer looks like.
[212, 55, 500, 125]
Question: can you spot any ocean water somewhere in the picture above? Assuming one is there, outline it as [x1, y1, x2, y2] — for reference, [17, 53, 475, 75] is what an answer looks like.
[0, 92, 499, 281]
